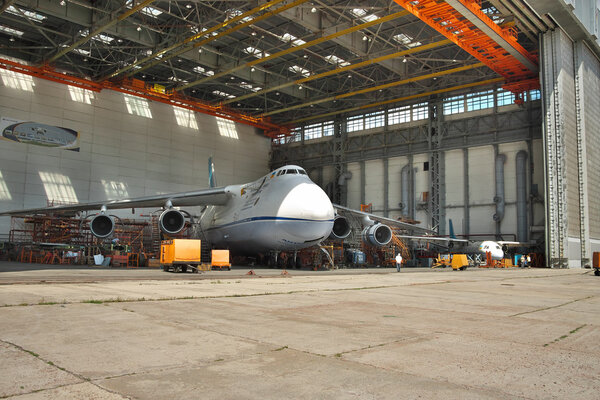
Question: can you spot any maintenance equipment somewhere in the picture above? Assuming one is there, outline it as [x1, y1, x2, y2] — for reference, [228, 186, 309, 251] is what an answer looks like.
[161, 239, 202, 273]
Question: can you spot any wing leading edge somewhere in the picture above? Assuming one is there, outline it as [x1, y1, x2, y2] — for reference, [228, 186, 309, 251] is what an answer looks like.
[333, 204, 438, 235]
[0, 187, 232, 216]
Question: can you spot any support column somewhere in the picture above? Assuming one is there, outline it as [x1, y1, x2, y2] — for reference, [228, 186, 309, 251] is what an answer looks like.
[574, 42, 592, 268]
[383, 157, 389, 217]
[541, 30, 573, 268]
[463, 148, 470, 238]
[428, 99, 446, 234]
[359, 160, 366, 206]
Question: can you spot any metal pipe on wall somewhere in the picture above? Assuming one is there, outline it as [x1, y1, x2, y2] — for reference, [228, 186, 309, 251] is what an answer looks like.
[516, 150, 529, 242]
[401, 164, 410, 215]
[493, 152, 506, 236]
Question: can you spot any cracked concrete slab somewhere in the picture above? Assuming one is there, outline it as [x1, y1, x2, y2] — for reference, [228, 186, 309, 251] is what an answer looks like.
[0, 265, 598, 399]
[0, 341, 81, 398]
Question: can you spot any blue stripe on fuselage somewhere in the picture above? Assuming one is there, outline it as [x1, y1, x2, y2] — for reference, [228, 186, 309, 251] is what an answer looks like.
[205, 216, 334, 231]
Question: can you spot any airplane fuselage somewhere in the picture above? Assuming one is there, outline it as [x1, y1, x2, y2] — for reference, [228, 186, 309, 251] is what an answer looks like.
[198, 166, 335, 254]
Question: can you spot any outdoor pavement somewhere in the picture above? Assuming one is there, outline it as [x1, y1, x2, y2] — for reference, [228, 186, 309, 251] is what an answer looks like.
[0, 263, 598, 399]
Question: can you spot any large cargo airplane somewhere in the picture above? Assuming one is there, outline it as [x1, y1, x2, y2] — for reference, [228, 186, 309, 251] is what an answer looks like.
[0, 162, 432, 254]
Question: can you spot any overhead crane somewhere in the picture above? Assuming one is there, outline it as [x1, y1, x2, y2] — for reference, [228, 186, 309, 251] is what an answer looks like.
[0, 58, 289, 137]
[393, 0, 539, 101]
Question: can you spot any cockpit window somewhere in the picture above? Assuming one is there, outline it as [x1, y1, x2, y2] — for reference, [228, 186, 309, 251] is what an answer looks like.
[287, 169, 298, 174]
[277, 170, 284, 176]
[298, 170, 307, 175]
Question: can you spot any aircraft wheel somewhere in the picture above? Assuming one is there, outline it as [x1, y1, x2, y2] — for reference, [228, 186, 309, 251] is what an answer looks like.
[460, 266, 467, 271]
[181, 265, 187, 273]
[594, 269, 600, 276]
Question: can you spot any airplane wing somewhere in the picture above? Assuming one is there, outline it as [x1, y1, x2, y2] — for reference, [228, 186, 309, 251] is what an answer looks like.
[0, 186, 232, 216]
[333, 204, 438, 235]
[395, 235, 469, 244]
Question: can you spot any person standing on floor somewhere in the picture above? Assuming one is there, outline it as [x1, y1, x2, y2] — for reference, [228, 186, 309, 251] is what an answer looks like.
[395, 253, 403, 272]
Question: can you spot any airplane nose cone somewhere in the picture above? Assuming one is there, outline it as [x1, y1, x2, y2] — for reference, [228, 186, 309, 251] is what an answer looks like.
[278, 182, 334, 221]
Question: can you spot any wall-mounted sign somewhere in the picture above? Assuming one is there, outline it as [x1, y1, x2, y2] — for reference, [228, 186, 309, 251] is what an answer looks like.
[0, 117, 80, 151]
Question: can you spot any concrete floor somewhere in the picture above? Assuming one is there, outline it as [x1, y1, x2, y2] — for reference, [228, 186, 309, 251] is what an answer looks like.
[0, 263, 599, 399]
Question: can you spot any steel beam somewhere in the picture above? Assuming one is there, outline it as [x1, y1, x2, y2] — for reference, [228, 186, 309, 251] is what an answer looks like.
[175, 10, 410, 91]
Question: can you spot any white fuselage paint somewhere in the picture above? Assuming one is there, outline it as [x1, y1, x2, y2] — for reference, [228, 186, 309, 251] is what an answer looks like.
[199, 166, 334, 254]
[478, 240, 504, 260]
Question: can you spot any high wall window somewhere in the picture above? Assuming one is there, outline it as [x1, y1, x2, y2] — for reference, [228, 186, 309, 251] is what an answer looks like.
[497, 89, 514, 106]
[412, 103, 428, 120]
[347, 116, 364, 132]
[304, 123, 322, 140]
[389, 106, 410, 125]
[101, 180, 129, 199]
[443, 95, 465, 115]
[364, 111, 384, 129]
[529, 89, 541, 101]
[303, 121, 335, 140]
[467, 90, 494, 111]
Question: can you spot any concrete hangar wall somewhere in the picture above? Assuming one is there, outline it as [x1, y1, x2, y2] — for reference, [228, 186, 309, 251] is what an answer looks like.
[0, 68, 271, 235]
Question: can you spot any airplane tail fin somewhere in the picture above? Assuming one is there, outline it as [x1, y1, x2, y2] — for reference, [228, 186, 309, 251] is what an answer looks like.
[449, 218, 456, 239]
[208, 157, 217, 188]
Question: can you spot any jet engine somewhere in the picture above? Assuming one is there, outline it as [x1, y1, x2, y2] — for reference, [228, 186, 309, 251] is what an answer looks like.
[362, 223, 392, 246]
[89, 214, 115, 238]
[159, 209, 186, 234]
[328, 215, 352, 240]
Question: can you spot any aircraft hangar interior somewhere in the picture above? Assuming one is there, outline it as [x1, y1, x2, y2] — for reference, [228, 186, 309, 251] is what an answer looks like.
[2, 2, 600, 399]
[0, 0, 598, 271]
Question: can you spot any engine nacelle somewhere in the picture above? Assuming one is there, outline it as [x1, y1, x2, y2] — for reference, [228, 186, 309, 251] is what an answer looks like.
[362, 224, 392, 247]
[328, 216, 352, 240]
[159, 209, 186, 234]
[89, 214, 114, 238]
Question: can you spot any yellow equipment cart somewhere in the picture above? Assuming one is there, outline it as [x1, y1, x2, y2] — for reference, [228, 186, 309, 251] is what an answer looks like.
[161, 239, 202, 273]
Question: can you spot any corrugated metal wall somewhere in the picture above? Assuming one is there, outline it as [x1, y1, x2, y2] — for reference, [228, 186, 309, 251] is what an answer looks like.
[581, 45, 600, 240]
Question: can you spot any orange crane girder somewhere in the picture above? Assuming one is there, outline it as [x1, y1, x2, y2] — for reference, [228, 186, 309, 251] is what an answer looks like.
[393, 0, 539, 93]
[0, 58, 289, 137]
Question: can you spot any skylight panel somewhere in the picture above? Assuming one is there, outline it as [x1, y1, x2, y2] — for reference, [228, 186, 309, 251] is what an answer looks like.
[325, 55, 350, 67]
[393, 33, 422, 48]
[6, 6, 46, 22]
[243, 46, 270, 59]
[73, 48, 90, 56]
[239, 82, 261, 92]
[212, 90, 235, 99]
[193, 66, 214, 76]
[92, 33, 114, 44]
[126, 1, 162, 18]
[141, 6, 162, 17]
[0, 26, 24, 37]
[288, 65, 310, 77]
[226, 9, 252, 22]
[168, 76, 188, 83]
[274, 32, 306, 47]
[350, 8, 378, 23]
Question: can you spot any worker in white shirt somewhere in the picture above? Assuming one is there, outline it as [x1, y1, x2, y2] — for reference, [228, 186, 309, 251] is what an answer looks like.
[395, 253, 403, 272]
